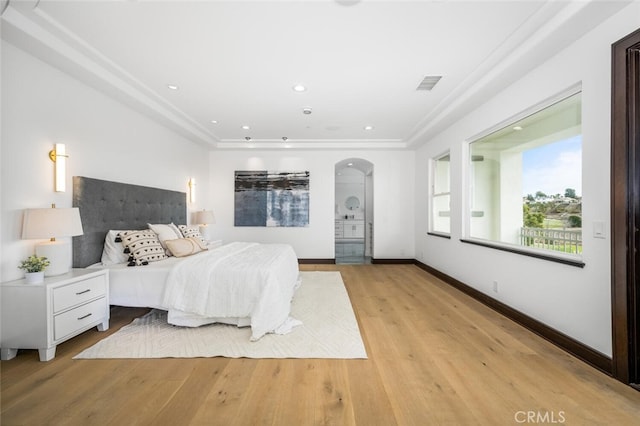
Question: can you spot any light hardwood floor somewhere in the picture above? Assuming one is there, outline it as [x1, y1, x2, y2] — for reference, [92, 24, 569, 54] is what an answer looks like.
[2, 264, 639, 425]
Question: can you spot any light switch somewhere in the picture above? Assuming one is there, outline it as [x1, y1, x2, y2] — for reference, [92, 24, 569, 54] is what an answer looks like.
[593, 221, 606, 239]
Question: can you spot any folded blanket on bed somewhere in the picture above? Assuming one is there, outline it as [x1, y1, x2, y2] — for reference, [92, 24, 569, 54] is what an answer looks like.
[162, 242, 301, 341]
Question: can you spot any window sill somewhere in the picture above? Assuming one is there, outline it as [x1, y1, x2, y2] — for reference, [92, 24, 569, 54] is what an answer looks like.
[460, 238, 585, 268]
[428, 232, 451, 239]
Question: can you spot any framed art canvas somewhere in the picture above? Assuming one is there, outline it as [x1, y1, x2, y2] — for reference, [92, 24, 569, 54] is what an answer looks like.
[234, 170, 310, 227]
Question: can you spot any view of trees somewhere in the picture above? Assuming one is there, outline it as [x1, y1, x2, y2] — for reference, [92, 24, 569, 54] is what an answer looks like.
[564, 188, 577, 198]
[522, 188, 582, 229]
[523, 204, 545, 227]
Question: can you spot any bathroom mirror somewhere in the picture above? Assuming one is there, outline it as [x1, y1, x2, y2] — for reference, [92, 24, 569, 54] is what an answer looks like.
[345, 196, 360, 210]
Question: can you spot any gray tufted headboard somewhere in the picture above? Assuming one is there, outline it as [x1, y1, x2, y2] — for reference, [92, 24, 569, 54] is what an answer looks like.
[72, 176, 187, 268]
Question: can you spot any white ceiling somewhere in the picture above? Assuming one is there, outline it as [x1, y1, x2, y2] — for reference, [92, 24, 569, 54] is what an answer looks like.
[1, 0, 631, 150]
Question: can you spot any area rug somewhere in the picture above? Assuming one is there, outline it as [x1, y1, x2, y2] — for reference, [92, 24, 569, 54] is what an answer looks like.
[74, 271, 367, 359]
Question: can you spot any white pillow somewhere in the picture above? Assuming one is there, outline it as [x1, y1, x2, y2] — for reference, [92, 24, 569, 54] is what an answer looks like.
[148, 223, 183, 255]
[101, 230, 131, 265]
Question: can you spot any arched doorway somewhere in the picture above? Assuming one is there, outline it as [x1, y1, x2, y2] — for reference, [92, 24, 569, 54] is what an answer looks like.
[335, 158, 373, 264]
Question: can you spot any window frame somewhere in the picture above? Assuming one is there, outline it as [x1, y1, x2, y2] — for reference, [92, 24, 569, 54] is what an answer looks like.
[461, 84, 585, 268]
[428, 151, 452, 239]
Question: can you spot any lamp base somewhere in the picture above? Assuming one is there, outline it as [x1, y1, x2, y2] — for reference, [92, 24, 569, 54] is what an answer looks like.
[36, 240, 71, 276]
[199, 225, 213, 241]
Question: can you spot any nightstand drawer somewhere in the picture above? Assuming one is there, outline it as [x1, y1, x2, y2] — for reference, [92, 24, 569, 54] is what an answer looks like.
[53, 275, 107, 313]
[54, 297, 107, 341]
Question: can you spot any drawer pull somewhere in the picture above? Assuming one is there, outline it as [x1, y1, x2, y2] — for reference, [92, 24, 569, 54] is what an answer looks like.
[76, 289, 91, 295]
[77, 313, 93, 320]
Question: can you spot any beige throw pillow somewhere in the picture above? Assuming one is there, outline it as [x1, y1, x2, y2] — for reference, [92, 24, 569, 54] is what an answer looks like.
[148, 223, 183, 256]
[165, 237, 208, 258]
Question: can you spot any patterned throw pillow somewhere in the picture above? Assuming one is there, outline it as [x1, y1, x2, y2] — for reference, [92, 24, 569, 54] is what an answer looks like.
[178, 225, 206, 243]
[118, 230, 168, 266]
[165, 237, 208, 258]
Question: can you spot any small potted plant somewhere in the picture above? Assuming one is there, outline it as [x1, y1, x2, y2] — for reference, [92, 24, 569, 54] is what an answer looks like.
[18, 255, 50, 284]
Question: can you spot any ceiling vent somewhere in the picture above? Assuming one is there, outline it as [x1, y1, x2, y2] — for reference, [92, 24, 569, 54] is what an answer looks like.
[416, 75, 442, 91]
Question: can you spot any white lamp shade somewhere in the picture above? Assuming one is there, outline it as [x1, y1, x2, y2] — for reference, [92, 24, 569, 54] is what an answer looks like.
[22, 207, 84, 239]
[194, 210, 215, 225]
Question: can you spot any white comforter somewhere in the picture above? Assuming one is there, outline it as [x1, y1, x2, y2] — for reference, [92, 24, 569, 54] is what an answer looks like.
[162, 242, 301, 341]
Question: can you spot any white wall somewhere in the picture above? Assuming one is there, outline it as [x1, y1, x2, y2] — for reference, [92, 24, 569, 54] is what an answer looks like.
[1, 42, 211, 281]
[210, 150, 415, 260]
[415, 3, 640, 357]
[0, 39, 415, 280]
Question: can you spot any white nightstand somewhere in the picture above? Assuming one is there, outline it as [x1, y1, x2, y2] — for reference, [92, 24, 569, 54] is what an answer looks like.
[1, 269, 110, 362]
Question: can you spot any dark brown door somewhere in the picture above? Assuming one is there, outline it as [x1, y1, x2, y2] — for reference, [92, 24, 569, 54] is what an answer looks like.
[611, 28, 640, 387]
[632, 45, 640, 386]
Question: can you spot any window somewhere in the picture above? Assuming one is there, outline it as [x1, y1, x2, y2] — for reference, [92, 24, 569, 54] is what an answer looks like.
[429, 152, 451, 236]
[465, 88, 582, 264]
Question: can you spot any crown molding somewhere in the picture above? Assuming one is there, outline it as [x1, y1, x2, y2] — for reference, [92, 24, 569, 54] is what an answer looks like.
[1, 0, 218, 148]
[405, 0, 631, 148]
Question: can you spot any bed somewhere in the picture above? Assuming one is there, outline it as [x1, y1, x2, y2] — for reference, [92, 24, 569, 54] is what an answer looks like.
[72, 176, 301, 341]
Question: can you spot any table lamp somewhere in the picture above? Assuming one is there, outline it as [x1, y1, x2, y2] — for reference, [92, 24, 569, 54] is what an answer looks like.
[193, 210, 215, 241]
[22, 205, 84, 276]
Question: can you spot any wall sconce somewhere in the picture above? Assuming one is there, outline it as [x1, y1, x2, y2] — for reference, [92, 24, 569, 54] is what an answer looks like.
[188, 178, 196, 203]
[22, 204, 84, 276]
[49, 143, 68, 192]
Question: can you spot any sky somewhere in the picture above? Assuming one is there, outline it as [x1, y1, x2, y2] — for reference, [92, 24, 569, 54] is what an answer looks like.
[521, 135, 582, 197]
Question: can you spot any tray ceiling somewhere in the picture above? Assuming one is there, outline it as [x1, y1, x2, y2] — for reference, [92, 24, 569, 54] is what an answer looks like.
[1, 0, 630, 150]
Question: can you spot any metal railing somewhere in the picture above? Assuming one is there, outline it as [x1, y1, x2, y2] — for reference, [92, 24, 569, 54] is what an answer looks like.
[520, 227, 582, 254]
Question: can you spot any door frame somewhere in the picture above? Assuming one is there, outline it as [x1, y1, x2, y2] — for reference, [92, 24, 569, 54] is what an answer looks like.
[334, 158, 374, 263]
[611, 27, 640, 386]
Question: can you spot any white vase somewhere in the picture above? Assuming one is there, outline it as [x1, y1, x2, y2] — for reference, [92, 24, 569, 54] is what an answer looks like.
[24, 271, 44, 284]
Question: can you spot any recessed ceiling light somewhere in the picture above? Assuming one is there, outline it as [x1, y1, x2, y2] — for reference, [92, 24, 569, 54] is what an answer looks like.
[364, 125, 374, 131]
[210, 120, 218, 124]
[167, 84, 179, 90]
[292, 84, 307, 92]
[242, 125, 250, 130]
[513, 126, 523, 131]
[347, 162, 353, 167]
[302, 107, 312, 115]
